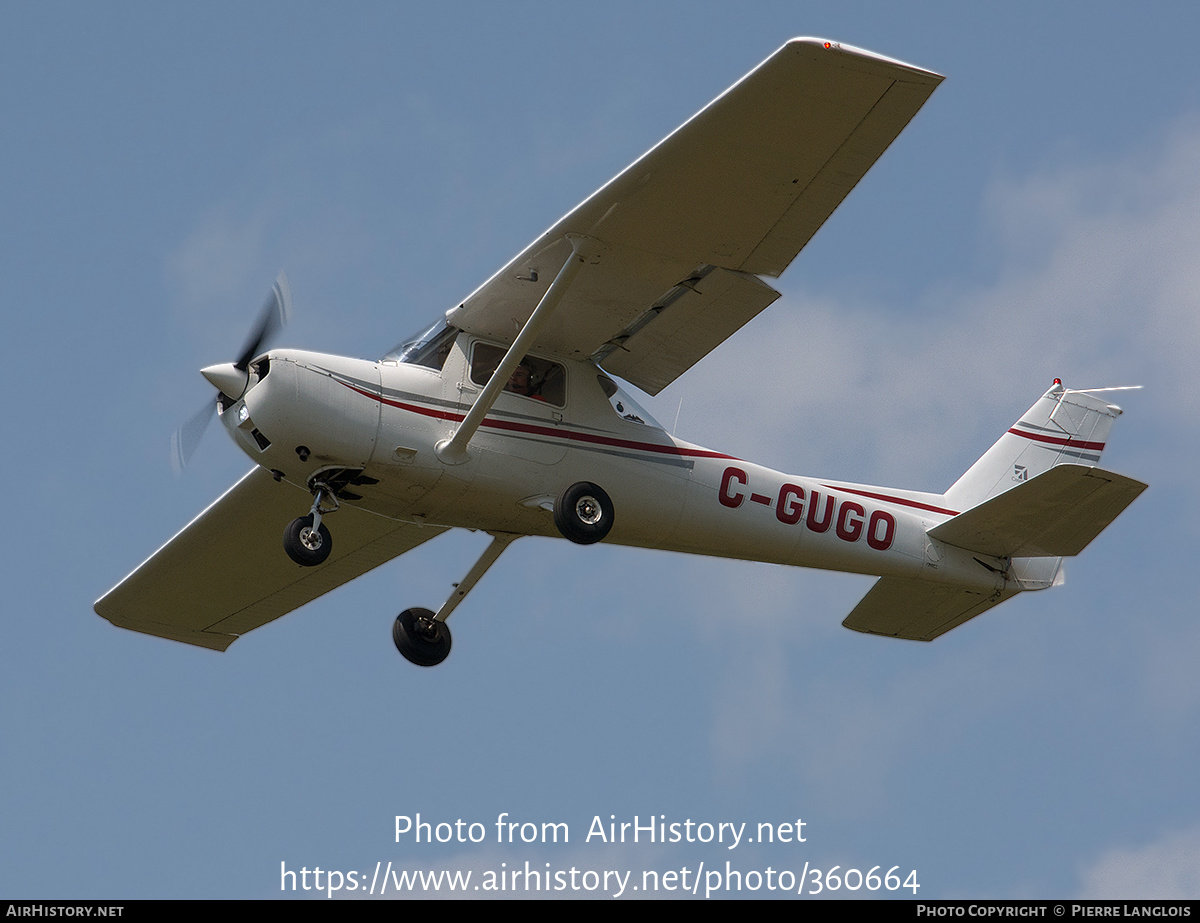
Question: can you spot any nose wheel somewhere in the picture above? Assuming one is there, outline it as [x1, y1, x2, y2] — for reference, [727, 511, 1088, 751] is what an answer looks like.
[283, 514, 332, 566]
[392, 607, 452, 666]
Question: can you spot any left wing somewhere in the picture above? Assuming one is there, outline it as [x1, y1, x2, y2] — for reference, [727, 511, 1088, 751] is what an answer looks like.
[447, 38, 942, 393]
[95, 469, 447, 650]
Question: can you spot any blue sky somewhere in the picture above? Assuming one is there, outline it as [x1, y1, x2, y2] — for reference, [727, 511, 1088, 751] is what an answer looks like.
[4, 1, 1199, 899]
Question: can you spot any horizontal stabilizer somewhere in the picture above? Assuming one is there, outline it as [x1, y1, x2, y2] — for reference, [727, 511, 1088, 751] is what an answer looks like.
[843, 577, 1018, 641]
[929, 464, 1147, 558]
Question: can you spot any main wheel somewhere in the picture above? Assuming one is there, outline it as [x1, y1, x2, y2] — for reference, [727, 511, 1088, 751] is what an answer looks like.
[392, 607, 452, 667]
[554, 481, 614, 544]
[283, 514, 332, 566]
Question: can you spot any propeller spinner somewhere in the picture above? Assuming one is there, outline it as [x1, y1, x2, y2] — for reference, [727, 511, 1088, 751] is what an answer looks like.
[171, 272, 293, 472]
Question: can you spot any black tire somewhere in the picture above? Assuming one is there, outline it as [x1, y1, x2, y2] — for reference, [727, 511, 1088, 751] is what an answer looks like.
[554, 481, 614, 545]
[392, 607, 452, 667]
[283, 514, 332, 566]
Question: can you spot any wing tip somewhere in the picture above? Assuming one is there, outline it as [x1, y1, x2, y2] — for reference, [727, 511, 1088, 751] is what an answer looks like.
[94, 601, 238, 652]
[784, 36, 944, 82]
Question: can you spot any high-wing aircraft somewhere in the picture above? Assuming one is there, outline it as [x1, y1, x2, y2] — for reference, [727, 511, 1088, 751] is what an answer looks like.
[95, 38, 1147, 666]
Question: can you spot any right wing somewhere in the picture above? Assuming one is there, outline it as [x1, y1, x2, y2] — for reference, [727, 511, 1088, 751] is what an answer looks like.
[447, 38, 943, 394]
[95, 468, 447, 650]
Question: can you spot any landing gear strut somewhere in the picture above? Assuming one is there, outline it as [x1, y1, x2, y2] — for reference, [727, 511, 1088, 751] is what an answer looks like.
[392, 532, 519, 667]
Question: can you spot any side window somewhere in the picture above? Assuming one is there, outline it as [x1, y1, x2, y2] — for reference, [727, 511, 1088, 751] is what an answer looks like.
[596, 372, 661, 427]
[470, 343, 566, 406]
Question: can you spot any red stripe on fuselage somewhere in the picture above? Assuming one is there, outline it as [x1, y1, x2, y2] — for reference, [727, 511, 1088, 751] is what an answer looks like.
[823, 485, 959, 517]
[340, 380, 739, 461]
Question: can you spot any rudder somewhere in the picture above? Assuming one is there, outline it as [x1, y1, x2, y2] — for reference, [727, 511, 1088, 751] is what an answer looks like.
[943, 381, 1123, 511]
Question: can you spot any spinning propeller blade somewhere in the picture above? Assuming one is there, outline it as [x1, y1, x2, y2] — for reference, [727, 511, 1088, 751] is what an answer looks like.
[171, 398, 217, 474]
[171, 271, 292, 472]
[235, 272, 292, 371]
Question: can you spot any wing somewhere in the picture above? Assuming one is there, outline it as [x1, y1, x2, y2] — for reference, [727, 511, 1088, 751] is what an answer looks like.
[95, 468, 447, 650]
[447, 38, 942, 394]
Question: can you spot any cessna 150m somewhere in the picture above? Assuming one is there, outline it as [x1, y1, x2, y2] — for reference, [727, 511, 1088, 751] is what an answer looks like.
[95, 38, 1147, 666]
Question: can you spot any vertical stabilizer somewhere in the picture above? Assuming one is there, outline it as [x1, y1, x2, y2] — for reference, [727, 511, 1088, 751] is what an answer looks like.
[944, 382, 1122, 511]
[845, 382, 1144, 643]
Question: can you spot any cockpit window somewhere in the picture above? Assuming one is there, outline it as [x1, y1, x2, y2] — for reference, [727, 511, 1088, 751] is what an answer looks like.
[597, 372, 661, 427]
[470, 343, 566, 406]
[381, 321, 459, 370]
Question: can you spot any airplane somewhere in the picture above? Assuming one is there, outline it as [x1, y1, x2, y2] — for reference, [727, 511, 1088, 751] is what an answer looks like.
[95, 38, 1147, 667]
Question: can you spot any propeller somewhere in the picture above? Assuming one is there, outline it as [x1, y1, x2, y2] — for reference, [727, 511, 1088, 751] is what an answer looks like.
[170, 272, 293, 473]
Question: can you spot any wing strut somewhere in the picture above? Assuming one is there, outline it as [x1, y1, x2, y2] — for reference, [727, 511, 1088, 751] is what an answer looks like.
[436, 236, 591, 464]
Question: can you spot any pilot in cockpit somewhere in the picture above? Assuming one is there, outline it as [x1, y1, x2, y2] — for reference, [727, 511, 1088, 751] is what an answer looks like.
[505, 361, 546, 401]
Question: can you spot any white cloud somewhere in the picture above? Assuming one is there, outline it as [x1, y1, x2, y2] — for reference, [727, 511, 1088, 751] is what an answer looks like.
[1078, 824, 1200, 899]
[670, 121, 1200, 809]
[666, 121, 1200, 494]
[165, 204, 275, 320]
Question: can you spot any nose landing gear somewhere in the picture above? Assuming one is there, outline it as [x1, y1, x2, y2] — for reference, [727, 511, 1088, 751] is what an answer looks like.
[283, 514, 332, 566]
[283, 480, 340, 566]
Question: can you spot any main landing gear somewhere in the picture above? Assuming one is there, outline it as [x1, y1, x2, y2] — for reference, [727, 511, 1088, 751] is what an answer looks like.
[391, 482, 615, 667]
[392, 532, 519, 667]
[392, 608, 452, 666]
[553, 481, 614, 544]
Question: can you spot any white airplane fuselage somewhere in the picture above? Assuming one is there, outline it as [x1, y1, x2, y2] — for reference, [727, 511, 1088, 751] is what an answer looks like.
[219, 336, 1014, 599]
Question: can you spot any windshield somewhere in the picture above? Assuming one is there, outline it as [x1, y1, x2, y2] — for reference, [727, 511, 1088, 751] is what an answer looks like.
[381, 321, 459, 369]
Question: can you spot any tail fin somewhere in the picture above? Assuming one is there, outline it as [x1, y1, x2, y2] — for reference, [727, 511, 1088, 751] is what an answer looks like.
[943, 381, 1124, 510]
[843, 382, 1147, 642]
